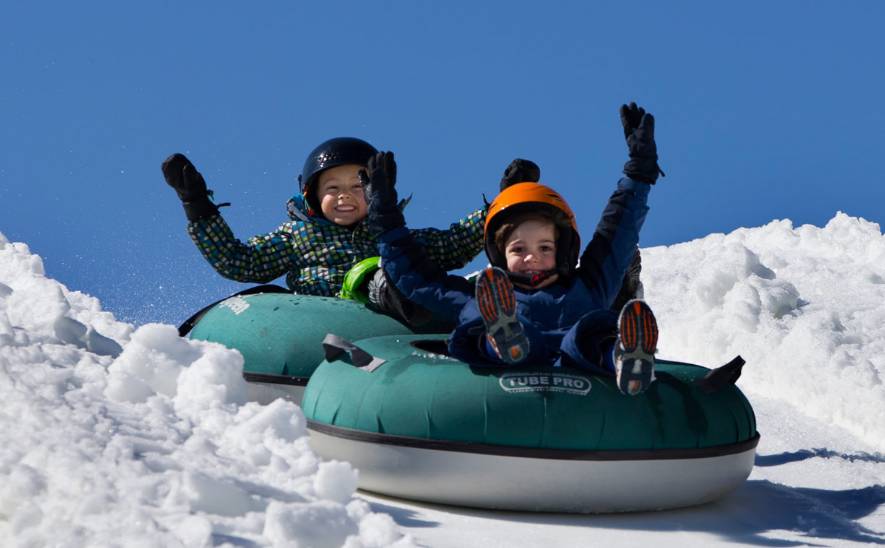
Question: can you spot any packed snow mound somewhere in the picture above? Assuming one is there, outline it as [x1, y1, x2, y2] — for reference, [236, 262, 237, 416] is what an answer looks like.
[644, 212, 885, 448]
[0, 233, 415, 547]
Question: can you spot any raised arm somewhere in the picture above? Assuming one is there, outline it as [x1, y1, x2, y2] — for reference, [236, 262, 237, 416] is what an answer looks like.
[187, 217, 302, 284]
[577, 103, 661, 306]
[410, 208, 486, 271]
[363, 152, 473, 322]
[162, 153, 302, 283]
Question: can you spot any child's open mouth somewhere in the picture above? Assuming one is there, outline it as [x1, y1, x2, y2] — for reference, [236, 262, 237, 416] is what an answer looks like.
[335, 205, 356, 213]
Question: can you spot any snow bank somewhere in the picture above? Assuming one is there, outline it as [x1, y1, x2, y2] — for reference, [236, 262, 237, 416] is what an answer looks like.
[644, 212, 885, 447]
[0, 232, 415, 547]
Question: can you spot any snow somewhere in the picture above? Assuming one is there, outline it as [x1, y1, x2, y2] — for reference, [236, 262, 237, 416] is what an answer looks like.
[643, 212, 885, 448]
[0, 213, 883, 547]
[0, 235, 416, 547]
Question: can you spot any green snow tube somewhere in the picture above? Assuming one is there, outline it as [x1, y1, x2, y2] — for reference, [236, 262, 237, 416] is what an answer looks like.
[187, 292, 414, 403]
[304, 334, 759, 513]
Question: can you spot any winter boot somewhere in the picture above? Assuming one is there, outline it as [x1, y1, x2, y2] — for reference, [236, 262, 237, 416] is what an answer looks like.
[615, 299, 658, 395]
[475, 267, 529, 364]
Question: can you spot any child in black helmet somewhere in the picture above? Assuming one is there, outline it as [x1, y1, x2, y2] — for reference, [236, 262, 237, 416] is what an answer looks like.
[364, 103, 663, 395]
[161, 137, 497, 325]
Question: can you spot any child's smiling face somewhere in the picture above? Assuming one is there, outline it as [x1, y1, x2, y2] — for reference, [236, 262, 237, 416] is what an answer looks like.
[317, 164, 368, 226]
[504, 219, 559, 287]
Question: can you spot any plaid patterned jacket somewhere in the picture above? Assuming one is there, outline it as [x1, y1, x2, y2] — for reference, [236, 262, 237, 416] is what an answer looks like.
[187, 194, 487, 296]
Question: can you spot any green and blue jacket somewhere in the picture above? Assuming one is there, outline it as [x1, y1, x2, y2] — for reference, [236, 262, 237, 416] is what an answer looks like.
[187, 194, 486, 296]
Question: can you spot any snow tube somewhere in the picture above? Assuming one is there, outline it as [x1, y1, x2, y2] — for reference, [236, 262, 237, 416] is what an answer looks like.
[303, 334, 759, 513]
[186, 292, 414, 404]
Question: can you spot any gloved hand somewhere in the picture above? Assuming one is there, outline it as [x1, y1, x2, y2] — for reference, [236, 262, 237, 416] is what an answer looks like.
[619, 102, 664, 184]
[362, 151, 405, 235]
[161, 153, 220, 221]
[500, 158, 541, 190]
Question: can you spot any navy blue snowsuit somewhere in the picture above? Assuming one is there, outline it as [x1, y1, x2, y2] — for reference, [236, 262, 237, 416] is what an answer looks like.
[379, 177, 651, 373]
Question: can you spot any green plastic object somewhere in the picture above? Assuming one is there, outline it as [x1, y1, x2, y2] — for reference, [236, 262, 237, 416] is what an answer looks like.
[339, 256, 381, 304]
[188, 293, 413, 379]
[302, 334, 758, 451]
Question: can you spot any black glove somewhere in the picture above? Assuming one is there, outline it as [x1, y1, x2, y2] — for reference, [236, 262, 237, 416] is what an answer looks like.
[362, 151, 405, 235]
[619, 102, 664, 184]
[500, 158, 541, 190]
[161, 153, 220, 221]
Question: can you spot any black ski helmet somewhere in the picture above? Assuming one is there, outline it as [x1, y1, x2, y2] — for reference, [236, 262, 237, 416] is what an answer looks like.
[299, 137, 378, 216]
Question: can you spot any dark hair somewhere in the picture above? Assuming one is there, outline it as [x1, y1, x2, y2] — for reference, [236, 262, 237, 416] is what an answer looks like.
[493, 211, 560, 257]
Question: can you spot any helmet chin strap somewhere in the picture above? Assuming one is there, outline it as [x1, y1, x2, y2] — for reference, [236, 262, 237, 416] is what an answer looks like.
[507, 269, 558, 288]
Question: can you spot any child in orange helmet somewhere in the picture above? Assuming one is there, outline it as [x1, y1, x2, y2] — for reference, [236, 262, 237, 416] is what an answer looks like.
[364, 103, 662, 395]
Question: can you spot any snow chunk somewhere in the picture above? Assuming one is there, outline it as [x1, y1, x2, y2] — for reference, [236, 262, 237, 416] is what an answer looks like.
[314, 460, 360, 504]
[105, 323, 204, 402]
[264, 500, 359, 548]
[54, 316, 123, 357]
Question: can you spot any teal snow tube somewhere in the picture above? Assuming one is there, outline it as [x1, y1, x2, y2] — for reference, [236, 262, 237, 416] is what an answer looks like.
[303, 334, 759, 513]
[188, 293, 414, 403]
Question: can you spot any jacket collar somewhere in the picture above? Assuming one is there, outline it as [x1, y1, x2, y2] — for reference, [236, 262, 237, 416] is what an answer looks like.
[287, 193, 320, 223]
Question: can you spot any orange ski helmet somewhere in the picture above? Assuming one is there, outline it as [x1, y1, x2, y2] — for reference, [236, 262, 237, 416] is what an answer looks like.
[485, 182, 580, 277]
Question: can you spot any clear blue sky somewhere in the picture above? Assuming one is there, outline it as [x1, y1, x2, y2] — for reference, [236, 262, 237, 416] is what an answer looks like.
[2, 1, 884, 325]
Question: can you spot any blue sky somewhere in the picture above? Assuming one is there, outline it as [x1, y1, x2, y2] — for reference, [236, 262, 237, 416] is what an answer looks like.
[2, 1, 884, 325]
